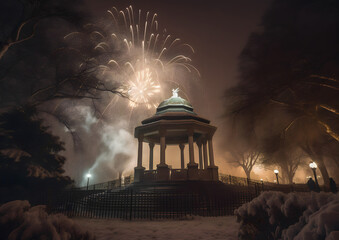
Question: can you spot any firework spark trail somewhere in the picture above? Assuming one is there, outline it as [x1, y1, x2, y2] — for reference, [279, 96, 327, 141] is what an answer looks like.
[64, 5, 200, 119]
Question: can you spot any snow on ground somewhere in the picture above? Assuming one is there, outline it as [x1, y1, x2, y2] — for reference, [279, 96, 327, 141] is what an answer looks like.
[74, 216, 239, 240]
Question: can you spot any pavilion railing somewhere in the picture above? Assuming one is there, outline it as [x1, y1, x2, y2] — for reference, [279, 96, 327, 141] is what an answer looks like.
[144, 170, 157, 182]
[171, 169, 188, 180]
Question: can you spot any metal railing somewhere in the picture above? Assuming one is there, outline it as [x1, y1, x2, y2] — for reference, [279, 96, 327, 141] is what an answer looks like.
[44, 173, 337, 220]
[48, 186, 257, 220]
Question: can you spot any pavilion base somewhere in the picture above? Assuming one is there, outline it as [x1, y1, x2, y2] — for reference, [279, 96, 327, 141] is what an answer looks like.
[134, 167, 145, 182]
[208, 166, 219, 181]
[129, 180, 227, 195]
[187, 163, 199, 180]
[156, 164, 170, 181]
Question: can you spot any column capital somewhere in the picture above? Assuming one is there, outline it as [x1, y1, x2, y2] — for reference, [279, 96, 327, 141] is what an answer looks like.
[187, 128, 194, 136]
[149, 142, 155, 148]
[206, 133, 214, 140]
[196, 140, 202, 148]
[159, 129, 167, 136]
[137, 134, 144, 142]
[179, 143, 185, 150]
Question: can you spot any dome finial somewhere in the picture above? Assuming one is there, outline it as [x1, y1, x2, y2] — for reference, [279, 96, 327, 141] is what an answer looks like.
[172, 88, 179, 98]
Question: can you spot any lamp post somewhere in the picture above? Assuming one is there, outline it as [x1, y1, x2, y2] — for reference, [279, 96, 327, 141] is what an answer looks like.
[309, 162, 319, 189]
[86, 173, 92, 190]
[274, 169, 279, 184]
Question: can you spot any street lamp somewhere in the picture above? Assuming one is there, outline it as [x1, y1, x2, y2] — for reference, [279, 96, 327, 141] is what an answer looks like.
[309, 162, 319, 189]
[86, 173, 92, 190]
[274, 169, 279, 184]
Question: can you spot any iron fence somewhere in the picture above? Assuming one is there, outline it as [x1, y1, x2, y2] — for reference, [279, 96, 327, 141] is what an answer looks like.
[48, 185, 258, 220]
[46, 173, 335, 220]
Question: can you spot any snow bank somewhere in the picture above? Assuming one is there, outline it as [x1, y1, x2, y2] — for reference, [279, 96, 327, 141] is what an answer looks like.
[74, 216, 239, 240]
[235, 191, 339, 240]
[0, 200, 95, 240]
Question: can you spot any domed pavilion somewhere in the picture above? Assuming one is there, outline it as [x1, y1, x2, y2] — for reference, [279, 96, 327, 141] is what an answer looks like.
[134, 89, 219, 182]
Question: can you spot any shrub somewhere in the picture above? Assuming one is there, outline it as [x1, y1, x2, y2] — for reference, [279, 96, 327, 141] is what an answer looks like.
[235, 191, 338, 240]
[0, 200, 95, 240]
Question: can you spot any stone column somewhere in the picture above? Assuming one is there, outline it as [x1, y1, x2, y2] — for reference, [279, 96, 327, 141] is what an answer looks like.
[137, 135, 143, 167]
[179, 144, 185, 169]
[187, 129, 198, 180]
[202, 139, 208, 170]
[207, 135, 218, 181]
[208, 137, 215, 167]
[134, 135, 145, 182]
[160, 132, 166, 166]
[188, 132, 195, 165]
[197, 141, 203, 169]
[149, 142, 155, 170]
[157, 129, 170, 181]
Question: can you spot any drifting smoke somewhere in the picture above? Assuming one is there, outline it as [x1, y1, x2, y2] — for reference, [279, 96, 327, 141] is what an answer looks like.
[84, 120, 137, 186]
[49, 104, 136, 186]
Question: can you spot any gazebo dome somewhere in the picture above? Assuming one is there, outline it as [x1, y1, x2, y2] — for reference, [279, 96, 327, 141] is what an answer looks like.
[156, 96, 194, 115]
[142, 90, 209, 125]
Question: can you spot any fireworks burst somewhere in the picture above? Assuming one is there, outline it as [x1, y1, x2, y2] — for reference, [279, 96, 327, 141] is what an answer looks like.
[126, 68, 160, 109]
[64, 5, 199, 117]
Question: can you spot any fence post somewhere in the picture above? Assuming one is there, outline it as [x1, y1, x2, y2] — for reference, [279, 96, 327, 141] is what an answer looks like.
[129, 189, 133, 220]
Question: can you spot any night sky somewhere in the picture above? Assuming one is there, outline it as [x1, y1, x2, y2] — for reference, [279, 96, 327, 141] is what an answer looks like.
[5, 0, 331, 185]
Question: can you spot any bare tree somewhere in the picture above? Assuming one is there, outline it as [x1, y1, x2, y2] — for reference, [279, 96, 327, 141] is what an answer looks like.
[261, 134, 307, 184]
[229, 148, 261, 180]
[0, 0, 81, 60]
[279, 149, 306, 184]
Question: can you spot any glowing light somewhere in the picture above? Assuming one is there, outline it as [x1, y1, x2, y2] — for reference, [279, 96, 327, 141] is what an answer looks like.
[309, 162, 317, 169]
[86, 173, 92, 178]
[124, 68, 161, 109]
[274, 169, 279, 174]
